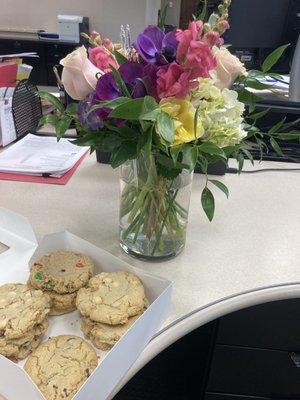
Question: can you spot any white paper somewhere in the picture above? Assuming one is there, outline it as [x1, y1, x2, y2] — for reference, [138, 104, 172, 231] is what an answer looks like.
[0, 134, 88, 176]
[0, 98, 17, 147]
[0, 208, 172, 400]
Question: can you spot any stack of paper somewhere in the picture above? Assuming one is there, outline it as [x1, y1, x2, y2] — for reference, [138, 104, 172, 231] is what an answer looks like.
[0, 134, 88, 177]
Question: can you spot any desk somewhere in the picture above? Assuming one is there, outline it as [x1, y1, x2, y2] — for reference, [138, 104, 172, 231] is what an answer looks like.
[0, 155, 299, 398]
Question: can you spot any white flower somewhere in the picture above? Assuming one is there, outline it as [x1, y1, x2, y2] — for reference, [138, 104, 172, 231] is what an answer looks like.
[60, 46, 102, 100]
[213, 47, 247, 90]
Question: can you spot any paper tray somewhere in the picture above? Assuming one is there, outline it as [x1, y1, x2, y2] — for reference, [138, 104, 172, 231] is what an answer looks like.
[0, 208, 172, 400]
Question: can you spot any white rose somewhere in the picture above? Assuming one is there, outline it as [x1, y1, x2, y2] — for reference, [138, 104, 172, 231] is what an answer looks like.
[60, 46, 102, 100]
[213, 47, 247, 90]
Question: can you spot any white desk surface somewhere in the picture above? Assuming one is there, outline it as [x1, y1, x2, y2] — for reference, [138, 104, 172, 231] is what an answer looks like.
[0, 154, 300, 397]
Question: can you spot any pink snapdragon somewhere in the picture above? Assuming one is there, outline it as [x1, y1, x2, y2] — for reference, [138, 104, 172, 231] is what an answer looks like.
[176, 21, 203, 63]
[88, 46, 119, 73]
[102, 38, 114, 52]
[183, 40, 217, 79]
[203, 31, 224, 47]
[156, 62, 198, 100]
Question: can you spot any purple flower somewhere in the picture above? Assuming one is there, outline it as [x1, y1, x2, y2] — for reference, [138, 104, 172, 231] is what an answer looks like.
[135, 26, 178, 65]
[78, 95, 104, 130]
[95, 61, 146, 100]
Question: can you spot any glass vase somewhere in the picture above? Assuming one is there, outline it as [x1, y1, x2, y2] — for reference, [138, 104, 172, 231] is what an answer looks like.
[119, 153, 193, 260]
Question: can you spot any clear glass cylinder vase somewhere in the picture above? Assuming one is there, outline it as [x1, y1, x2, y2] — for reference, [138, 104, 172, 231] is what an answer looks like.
[119, 153, 193, 260]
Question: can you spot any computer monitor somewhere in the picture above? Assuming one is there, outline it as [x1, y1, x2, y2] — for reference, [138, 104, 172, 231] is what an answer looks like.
[221, 0, 300, 72]
[223, 0, 291, 48]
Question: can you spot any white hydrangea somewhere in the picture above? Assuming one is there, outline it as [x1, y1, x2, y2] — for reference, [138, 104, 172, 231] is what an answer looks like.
[191, 78, 247, 148]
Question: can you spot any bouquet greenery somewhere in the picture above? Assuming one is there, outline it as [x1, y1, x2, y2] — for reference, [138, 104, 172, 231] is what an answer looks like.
[40, 0, 300, 259]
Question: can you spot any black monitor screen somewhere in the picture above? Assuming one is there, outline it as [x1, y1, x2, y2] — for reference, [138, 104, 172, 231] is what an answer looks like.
[223, 0, 292, 48]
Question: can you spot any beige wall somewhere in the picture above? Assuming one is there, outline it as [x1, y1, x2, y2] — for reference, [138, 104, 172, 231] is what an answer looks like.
[0, 0, 162, 41]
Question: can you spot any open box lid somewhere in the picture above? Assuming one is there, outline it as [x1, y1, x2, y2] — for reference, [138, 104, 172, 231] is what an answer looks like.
[0, 208, 37, 285]
[0, 208, 172, 400]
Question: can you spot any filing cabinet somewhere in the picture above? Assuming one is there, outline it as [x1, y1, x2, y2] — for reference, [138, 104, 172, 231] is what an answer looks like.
[206, 299, 300, 400]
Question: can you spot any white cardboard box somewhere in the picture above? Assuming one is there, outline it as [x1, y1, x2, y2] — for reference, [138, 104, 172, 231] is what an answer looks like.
[0, 208, 172, 400]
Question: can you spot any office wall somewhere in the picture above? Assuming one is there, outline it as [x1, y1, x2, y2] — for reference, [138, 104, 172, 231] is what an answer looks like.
[0, 0, 161, 41]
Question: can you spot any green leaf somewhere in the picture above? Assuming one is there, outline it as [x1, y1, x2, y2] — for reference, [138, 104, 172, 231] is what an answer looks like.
[38, 90, 65, 113]
[245, 79, 273, 90]
[194, 105, 200, 139]
[201, 187, 215, 222]
[262, 44, 290, 73]
[89, 97, 130, 112]
[198, 0, 207, 20]
[158, 3, 169, 29]
[140, 96, 160, 121]
[209, 180, 229, 199]
[270, 137, 284, 157]
[111, 66, 131, 98]
[198, 142, 227, 160]
[242, 148, 254, 165]
[110, 141, 139, 168]
[39, 114, 60, 128]
[275, 131, 300, 141]
[237, 153, 244, 173]
[183, 146, 198, 170]
[55, 116, 72, 140]
[113, 50, 128, 65]
[110, 98, 144, 119]
[141, 128, 153, 159]
[110, 96, 158, 120]
[101, 134, 124, 152]
[237, 88, 262, 112]
[268, 118, 286, 135]
[170, 145, 182, 165]
[156, 112, 175, 143]
[66, 103, 79, 116]
[247, 108, 270, 120]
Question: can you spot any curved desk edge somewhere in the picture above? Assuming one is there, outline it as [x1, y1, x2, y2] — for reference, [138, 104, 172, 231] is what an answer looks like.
[109, 282, 300, 399]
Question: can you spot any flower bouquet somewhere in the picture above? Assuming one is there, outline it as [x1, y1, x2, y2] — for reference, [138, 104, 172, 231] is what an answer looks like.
[40, 0, 300, 260]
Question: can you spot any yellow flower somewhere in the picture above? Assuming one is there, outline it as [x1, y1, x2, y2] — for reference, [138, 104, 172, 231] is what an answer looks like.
[159, 98, 204, 146]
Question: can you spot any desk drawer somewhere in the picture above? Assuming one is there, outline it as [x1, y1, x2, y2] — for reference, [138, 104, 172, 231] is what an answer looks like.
[217, 298, 300, 351]
[207, 345, 300, 398]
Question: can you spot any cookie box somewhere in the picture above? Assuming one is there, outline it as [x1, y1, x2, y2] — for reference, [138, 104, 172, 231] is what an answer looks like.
[0, 208, 172, 400]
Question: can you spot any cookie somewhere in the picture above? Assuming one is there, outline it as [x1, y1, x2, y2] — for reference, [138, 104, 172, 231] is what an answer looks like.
[76, 271, 146, 325]
[0, 319, 48, 359]
[82, 314, 141, 351]
[0, 284, 50, 340]
[48, 291, 77, 316]
[24, 335, 98, 400]
[29, 251, 94, 294]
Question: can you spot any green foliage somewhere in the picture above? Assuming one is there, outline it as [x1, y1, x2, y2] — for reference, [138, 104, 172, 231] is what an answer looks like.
[209, 180, 229, 198]
[158, 3, 169, 29]
[39, 91, 65, 113]
[201, 187, 215, 222]
[111, 66, 131, 98]
[270, 137, 284, 157]
[262, 44, 290, 73]
[55, 116, 72, 140]
[156, 112, 175, 144]
[113, 50, 128, 65]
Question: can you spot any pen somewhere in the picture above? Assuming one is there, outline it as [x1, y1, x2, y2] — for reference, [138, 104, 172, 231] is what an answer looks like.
[53, 66, 63, 90]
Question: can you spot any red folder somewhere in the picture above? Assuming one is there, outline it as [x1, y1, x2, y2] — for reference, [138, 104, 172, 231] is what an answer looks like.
[0, 152, 88, 185]
[0, 63, 18, 87]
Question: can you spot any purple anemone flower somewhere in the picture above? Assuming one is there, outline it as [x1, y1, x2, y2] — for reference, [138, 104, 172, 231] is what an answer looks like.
[135, 26, 178, 65]
[95, 61, 146, 101]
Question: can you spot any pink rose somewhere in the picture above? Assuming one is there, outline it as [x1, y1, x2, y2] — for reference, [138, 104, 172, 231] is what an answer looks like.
[183, 40, 217, 79]
[60, 46, 102, 100]
[176, 21, 203, 63]
[156, 62, 198, 100]
[88, 46, 119, 73]
[203, 31, 224, 47]
[102, 38, 114, 52]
